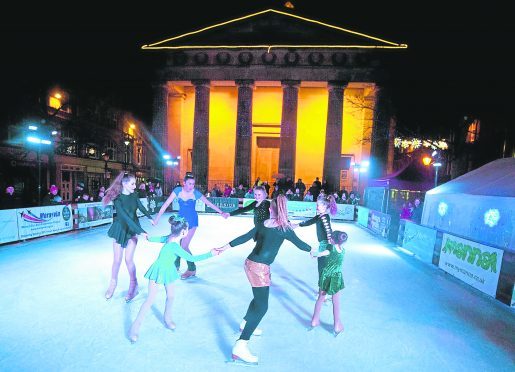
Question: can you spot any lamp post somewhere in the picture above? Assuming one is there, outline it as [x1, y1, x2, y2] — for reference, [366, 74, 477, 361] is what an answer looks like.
[27, 125, 52, 206]
[351, 160, 369, 196]
[422, 152, 443, 188]
[123, 135, 131, 171]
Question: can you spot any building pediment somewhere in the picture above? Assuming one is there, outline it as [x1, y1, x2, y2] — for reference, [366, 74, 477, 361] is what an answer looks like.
[142, 9, 407, 51]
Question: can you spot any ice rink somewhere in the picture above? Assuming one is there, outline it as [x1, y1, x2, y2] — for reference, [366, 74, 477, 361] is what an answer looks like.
[0, 214, 513, 372]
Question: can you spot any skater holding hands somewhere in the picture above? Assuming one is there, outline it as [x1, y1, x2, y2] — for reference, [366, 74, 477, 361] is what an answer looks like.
[128, 215, 222, 343]
[103, 172, 155, 302]
[309, 230, 348, 336]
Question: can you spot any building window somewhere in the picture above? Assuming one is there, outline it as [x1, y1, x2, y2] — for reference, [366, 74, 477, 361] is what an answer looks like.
[48, 91, 72, 118]
[86, 145, 98, 159]
[104, 140, 117, 162]
[465, 119, 480, 143]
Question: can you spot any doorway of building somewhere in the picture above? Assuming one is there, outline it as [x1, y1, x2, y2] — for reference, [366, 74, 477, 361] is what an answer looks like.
[254, 137, 280, 186]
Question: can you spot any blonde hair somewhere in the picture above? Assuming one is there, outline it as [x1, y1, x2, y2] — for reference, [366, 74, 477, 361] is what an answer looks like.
[103, 172, 134, 206]
[271, 194, 291, 231]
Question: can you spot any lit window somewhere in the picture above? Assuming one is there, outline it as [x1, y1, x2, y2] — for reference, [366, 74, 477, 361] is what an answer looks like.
[465, 119, 480, 143]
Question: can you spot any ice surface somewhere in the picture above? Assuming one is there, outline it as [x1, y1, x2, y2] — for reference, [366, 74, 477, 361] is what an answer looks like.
[0, 214, 513, 372]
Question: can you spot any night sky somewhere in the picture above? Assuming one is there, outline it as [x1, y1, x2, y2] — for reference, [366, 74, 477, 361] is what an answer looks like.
[1, 1, 512, 139]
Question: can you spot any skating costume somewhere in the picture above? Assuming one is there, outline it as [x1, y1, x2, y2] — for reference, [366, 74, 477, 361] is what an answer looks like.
[230, 200, 271, 226]
[108, 193, 152, 248]
[230, 225, 311, 340]
[173, 186, 204, 272]
[173, 186, 203, 228]
[319, 245, 345, 295]
[144, 237, 213, 285]
[299, 214, 333, 278]
[230, 200, 271, 242]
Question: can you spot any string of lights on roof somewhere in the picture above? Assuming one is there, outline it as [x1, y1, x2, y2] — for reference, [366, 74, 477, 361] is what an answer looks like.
[394, 137, 449, 150]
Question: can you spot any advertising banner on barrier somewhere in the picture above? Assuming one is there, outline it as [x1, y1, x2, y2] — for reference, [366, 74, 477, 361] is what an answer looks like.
[136, 197, 168, 217]
[205, 197, 238, 213]
[367, 210, 391, 238]
[0, 209, 19, 244]
[438, 233, 504, 298]
[286, 201, 317, 218]
[357, 207, 369, 227]
[402, 221, 437, 263]
[17, 205, 72, 239]
[334, 204, 355, 221]
[76, 202, 113, 229]
[242, 198, 256, 214]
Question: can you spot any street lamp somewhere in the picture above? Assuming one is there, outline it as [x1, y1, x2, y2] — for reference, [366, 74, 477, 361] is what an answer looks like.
[351, 160, 369, 195]
[422, 152, 443, 188]
[26, 125, 53, 206]
[162, 154, 181, 192]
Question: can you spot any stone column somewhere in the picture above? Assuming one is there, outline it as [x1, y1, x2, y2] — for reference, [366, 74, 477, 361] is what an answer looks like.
[234, 80, 254, 188]
[151, 83, 169, 192]
[323, 81, 347, 193]
[279, 80, 300, 179]
[192, 79, 210, 191]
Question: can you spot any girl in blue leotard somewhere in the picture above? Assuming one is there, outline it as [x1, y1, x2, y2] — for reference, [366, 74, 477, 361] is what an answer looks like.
[154, 173, 228, 279]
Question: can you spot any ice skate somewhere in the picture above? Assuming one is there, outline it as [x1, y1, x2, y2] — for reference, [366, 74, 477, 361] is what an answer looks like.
[125, 280, 139, 303]
[128, 328, 138, 344]
[333, 324, 344, 337]
[180, 270, 196, 280]
[104, 279, 117, 300]
[164, 319, 176, 331]
[307, 321, 320, 331]
[228, 339, 258, 366]
[239, 320, 262, 336]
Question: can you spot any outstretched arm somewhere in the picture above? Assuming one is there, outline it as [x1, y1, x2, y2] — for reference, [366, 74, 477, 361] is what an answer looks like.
[229, 227, 257, 247]
[136, 197, 155, 225]
[147, 236, 168, 243]
[155, 192, 176, 224]
[299, 215, 318, 227]
[229, 200, 257, 217]
[171, 244, 214, 262]
[200, 195, 228, 218]
[285, 230, 311, 252]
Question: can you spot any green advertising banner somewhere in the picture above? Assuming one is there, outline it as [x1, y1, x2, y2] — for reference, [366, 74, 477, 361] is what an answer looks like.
[438, 233, 504, 298]
[205, 197, 239, 213]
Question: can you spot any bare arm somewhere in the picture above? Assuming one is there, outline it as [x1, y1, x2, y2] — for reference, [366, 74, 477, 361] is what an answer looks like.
[155, 192, 176, 224]
[200, 195, 226, 216]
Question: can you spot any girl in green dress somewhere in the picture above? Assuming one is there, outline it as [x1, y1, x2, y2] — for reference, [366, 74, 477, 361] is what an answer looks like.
[310, 230, 347, 336]
[103, 172, 155, 302]
[128, 215, 221, 343]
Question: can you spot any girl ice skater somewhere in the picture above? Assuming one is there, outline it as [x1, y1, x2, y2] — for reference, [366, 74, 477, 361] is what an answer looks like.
[220, 195, 312, 365]
[103, 172, 155, 302]
[294, 195, 337, 290]
[154, 172, 228, 280]
[309, 230, 347, 336]
[128, 215, 221, 343]
[229, 185, 270, 226]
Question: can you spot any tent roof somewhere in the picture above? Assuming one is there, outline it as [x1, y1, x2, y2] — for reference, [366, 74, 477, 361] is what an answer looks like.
[426, 157, 515, 197]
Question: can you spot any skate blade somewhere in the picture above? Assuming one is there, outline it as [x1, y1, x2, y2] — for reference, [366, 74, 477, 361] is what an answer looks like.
[226, 356, 258, 367]
[306, 325, 317, 332]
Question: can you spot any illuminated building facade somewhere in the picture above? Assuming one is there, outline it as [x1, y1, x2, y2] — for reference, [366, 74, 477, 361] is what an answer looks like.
[146, 9, 407, 193]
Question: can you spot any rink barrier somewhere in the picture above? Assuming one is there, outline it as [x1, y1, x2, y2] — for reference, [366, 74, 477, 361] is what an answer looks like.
[396, 219, 514, 308]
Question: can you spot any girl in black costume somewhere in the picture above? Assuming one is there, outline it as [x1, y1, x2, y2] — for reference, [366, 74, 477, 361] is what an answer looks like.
[219, 195, 311, 365]
[103, 172, 155, 302]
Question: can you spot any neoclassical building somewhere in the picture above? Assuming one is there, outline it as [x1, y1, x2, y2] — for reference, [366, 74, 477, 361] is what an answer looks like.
[145, 9, 406, 193]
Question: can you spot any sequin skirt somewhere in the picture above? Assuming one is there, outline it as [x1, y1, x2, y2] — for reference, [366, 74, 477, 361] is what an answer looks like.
[244, 259, 271, 287]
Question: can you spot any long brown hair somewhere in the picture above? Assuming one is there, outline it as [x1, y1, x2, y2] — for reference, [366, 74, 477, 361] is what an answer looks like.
[102, 172, 134, 206]
[270, 194, 291, 231]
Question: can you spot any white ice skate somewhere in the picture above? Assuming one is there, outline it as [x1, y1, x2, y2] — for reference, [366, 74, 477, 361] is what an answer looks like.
[239, 320, 262, 336]
[230, 339, 258, 366]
